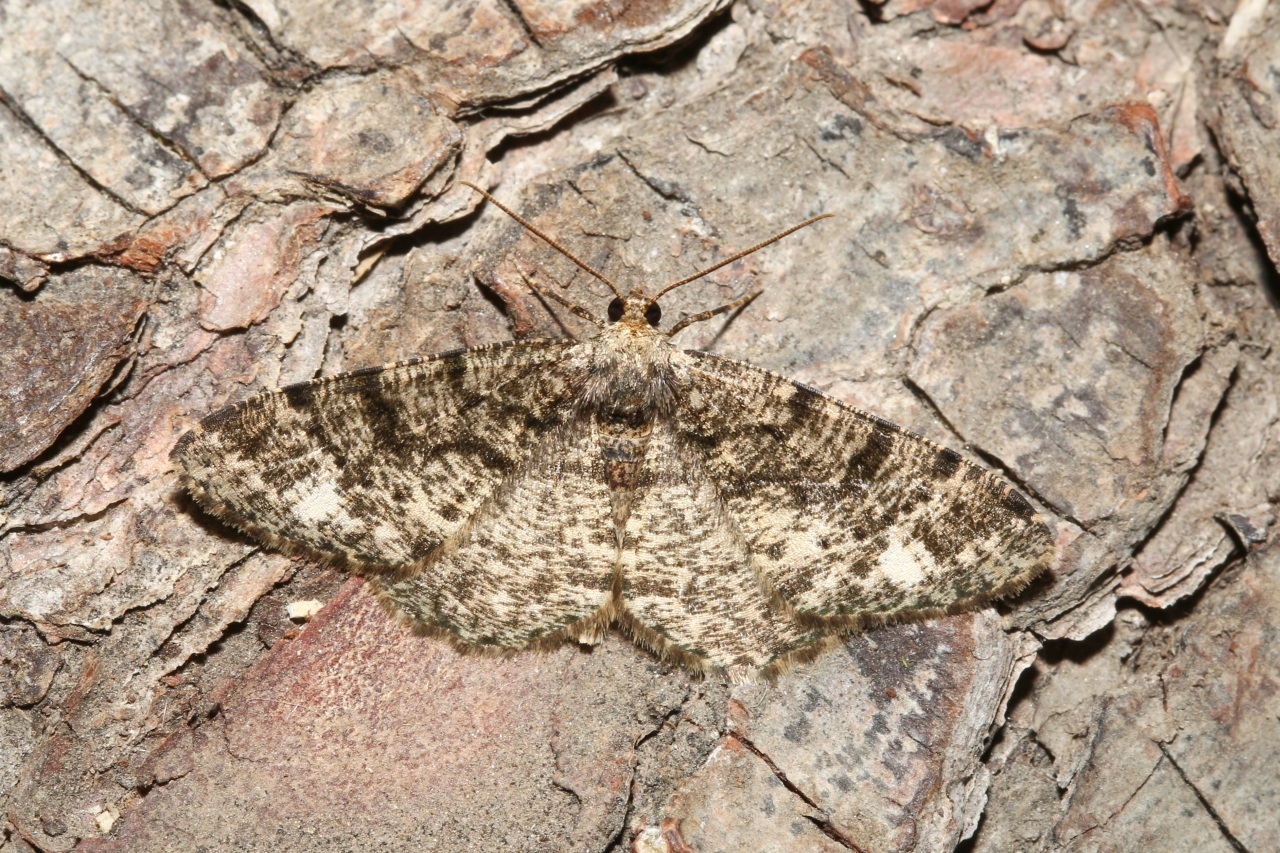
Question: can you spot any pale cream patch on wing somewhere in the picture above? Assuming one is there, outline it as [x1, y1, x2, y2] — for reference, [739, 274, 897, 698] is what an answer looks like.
[876, 533, 934, 588]
[292, 479, 345, 525]
[372, 521, 406, 552]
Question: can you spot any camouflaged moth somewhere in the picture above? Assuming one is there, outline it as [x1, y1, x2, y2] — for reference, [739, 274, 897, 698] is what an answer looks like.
[173, 182, 1052, 681]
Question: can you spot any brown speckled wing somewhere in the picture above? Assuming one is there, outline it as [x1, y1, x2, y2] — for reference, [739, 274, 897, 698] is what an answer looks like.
[619, 423, 826, 680]
[378, 421, 618, 648]
[171, 340, 576, 573]
[676, 351, 1053, 629]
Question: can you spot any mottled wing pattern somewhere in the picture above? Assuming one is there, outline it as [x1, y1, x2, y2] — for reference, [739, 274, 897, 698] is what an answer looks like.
[619, 423, 825, 678]
[378, 422, 617, 648]
[172, 341, 575, 572]
[677, 351, 1052, 627]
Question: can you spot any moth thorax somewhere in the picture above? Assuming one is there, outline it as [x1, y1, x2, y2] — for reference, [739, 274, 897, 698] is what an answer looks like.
[601, 367, 677, 421]
[577, 351, 677, 422]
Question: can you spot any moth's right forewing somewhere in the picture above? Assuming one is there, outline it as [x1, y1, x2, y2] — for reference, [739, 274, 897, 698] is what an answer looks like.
[677, 351, 1053, 628]
[171, 340, 576, 573]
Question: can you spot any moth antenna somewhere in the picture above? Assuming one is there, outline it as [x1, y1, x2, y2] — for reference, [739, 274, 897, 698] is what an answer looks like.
[459, 181, 624, 300]
[514, 260, 604, 329]
[648, 213, 836, 307]
[667, 288, 763, 337]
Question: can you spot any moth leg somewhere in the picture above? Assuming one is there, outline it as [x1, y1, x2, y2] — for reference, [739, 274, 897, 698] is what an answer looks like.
[667, 288, 762, 337]
[514, 259, 602, 328]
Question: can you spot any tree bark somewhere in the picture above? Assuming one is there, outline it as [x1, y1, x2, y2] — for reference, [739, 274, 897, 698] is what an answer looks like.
[2, 0, 1277, 851]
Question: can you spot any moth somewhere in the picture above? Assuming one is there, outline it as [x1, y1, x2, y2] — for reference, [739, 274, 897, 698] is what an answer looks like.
[172, 182, 1053, 681]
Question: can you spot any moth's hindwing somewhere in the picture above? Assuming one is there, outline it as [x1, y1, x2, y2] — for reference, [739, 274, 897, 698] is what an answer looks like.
[618, 422, 827, 677]
[378, 421, 619, 648]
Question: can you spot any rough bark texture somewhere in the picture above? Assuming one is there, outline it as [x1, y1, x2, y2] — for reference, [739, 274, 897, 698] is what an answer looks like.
[1, 0, 1277, 851]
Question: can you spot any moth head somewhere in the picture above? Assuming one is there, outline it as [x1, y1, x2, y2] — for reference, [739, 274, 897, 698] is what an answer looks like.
[458, 180, 834, 337]
[607, 293, 662, 329]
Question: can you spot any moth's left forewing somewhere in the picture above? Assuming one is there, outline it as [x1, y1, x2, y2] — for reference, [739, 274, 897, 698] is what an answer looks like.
[677, 351, 1053, 630]
[171, 340, 577, 573]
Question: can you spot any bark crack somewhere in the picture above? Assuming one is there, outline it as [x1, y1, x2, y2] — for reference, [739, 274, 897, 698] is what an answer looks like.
[599, 702, 687, 852]
[147, 547, 265, 674]
[1158, 744, 1252, 853]
[683, 133, 731, 158]
[901, 375, 1089, 531]
[1053, 730, 1163, 845]
[58, 53, 211, 186]
[216, 0, 315, 76]
[731, 732, 868, 852]
[212, 710, 263, 764]
[0, 85, 148, 218]
[616, 150, 697, 207]
[1128, 357, 1240, 571]
[801, 135, 853, 180]
[0, 496, 128, 540]
[496, 0, 546, 49]
[600, 774, 637, 853]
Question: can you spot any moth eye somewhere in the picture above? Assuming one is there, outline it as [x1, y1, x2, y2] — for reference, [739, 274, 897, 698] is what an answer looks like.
[607, 298, 624, 323]
[644, 303, 662, 327]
